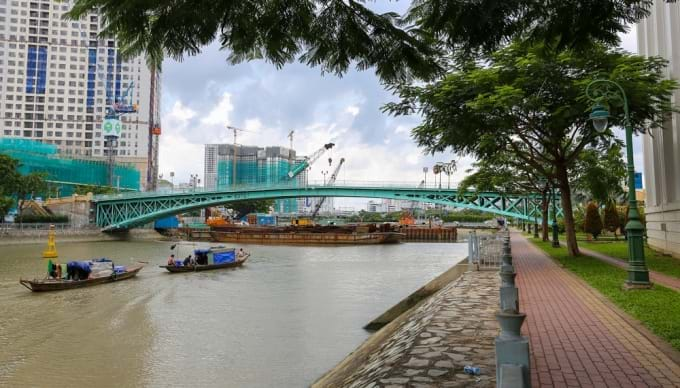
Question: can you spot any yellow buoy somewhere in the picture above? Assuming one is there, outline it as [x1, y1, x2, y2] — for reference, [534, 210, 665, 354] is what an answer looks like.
[42, 224, 58, 258]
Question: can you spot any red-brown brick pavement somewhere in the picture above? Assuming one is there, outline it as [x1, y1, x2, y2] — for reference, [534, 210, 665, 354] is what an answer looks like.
[512, 232, 680, 387]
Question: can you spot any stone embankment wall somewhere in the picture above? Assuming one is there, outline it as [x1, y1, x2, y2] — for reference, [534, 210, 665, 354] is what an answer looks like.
[44, 194, 93, 227]
[314, 270, 499, 387]
[0, 227, 163, 245]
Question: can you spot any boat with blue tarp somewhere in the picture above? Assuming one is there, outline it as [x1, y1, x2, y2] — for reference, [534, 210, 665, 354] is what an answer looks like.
[19, 258, 144, 292]
[159, 246, 250, 273]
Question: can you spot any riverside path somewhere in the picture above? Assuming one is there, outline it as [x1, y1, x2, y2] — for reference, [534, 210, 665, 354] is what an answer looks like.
[576, 246, 680, 292]
[511, 232, 680, 387]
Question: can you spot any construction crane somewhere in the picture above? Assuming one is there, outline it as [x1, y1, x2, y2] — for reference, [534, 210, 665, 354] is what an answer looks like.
[104, 81, 139, 187]
[227, 125, 253, 187]
[111, 81, 138, 114]
[311, 157, 344, 219]
[287, 142, 335, 179]
[288, 130, 295, 170]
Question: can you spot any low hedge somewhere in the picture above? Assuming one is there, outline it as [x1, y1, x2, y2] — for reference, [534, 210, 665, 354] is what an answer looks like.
[15, 214, 69, 223]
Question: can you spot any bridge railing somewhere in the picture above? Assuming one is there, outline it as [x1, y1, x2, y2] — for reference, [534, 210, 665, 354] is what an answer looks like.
[93, 180, 463, 201]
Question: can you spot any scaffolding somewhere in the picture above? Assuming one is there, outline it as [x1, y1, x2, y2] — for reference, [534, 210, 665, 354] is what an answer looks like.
[0, 138, 140, 195]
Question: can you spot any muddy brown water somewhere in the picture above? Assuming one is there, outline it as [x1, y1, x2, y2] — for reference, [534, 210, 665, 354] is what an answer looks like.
[0, 240, 466, 387]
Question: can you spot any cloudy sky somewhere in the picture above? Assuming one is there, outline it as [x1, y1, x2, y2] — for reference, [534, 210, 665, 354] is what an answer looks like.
[157, 8, 642, 207]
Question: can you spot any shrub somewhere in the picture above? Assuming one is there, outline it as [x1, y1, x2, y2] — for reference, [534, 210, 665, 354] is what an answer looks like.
[584, 202, 603, 239]
[603, 200, 621, 238]
[441, 214, 494, 223]
[15, 214, 69, 223]
[573, 205, 586, 233]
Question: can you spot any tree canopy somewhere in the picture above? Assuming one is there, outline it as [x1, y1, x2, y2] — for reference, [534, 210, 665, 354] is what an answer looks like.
[0, 154, 49, 219]
[572, 142, 627, 204]
[227, 199, 275, 219]
[66, 0, 674, 82]
[385, 42, 677, 255]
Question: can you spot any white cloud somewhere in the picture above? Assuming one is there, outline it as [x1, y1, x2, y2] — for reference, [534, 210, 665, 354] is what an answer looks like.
[158, 133, 204, 183]
[200, 92, 234, 126]
[346, 105, 360, 116]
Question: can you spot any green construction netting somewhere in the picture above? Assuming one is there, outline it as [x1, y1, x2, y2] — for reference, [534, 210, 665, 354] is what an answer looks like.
[216, 156, 299, 212]
[0, 138, 140, 193]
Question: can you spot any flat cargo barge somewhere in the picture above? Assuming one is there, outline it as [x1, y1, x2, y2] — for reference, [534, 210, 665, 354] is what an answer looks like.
[209, 230, 402, 245]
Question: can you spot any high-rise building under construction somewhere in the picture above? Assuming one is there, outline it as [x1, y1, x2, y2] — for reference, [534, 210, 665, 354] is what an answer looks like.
[0, 0, 161, 190]
[204, 144, 307, 213]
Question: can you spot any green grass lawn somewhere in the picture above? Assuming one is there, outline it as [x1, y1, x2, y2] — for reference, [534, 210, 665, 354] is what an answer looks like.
[577, 240, 680, 279]
[529, 237, 680, 352]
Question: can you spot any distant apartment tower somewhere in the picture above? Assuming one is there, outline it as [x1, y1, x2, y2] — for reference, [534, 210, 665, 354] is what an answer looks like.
[204, 144, 307, 213]
[0, 0, 160, 189]
[637, 1, 680, 257]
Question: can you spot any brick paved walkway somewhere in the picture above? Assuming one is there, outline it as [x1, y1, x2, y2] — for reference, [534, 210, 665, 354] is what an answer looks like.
[578, 247, 680, 292]
[512, 232, 680, 387]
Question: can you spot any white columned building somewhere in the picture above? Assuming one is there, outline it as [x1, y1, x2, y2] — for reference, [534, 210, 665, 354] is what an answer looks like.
[637, 1, 680, 257]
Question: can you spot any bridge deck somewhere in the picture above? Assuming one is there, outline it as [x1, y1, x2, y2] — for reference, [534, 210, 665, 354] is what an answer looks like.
[92, 183, 560, 230]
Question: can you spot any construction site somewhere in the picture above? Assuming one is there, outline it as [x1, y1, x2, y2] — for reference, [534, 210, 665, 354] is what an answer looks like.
[0, 138, 141, 196]
[204, 132, 336, 214]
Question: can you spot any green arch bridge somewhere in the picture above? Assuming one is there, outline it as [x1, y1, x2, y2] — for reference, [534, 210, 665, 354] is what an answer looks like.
[92, 183, 562, 231]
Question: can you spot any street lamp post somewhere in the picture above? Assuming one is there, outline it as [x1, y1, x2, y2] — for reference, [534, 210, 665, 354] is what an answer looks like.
[190, 174, 199, 191]
[586, 79, 650, 288]
[423, 167, 428, 187]
[169, 171, 175, 191]
[551, 181, 560, 248]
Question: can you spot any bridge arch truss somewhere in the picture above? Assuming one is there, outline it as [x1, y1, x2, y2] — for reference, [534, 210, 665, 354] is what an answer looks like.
[93, 185, 562, 230]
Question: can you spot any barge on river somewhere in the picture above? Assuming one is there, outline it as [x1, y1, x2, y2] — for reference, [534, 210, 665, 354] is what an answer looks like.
[208, 225, 403, 245]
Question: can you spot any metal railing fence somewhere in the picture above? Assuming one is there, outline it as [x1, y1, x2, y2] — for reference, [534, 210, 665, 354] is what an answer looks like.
[467, 230, 507, 270]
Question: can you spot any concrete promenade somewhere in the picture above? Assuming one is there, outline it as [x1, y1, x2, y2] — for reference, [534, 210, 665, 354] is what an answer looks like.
[512, 233, 680, 387]
[315, 270, 500, 387]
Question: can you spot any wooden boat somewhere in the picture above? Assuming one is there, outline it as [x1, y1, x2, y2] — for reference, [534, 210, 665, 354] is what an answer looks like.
[19, 263, 144, 292]
[159, 253, 249, 273]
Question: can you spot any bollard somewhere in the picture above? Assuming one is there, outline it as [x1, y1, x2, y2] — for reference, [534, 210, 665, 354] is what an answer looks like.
[468, 231, 474, 265]
[500, 238, 514, 275]
[495, 311, 531, 387]
[499, 239, 519, 313]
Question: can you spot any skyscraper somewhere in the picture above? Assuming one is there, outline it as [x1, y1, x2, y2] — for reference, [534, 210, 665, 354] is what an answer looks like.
[0, 0, 160, 189]
[204, 144, 306, 213]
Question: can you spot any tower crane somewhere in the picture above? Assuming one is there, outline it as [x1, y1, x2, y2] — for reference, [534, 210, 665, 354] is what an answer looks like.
[111, 81, 137, 114]
[227, 125, 252, 187]
[287, 142, 335, 179]
[311, 157, 344, 219]
[104, 81, 139, 187]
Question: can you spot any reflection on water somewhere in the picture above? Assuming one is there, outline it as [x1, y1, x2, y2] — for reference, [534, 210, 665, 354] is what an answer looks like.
[0, 241, 466, 387]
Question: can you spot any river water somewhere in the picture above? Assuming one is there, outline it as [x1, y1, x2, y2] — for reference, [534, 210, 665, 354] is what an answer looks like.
[0, 240, 466, 387]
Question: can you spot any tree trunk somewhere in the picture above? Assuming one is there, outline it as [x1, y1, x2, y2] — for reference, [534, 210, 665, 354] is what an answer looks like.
[541, 189, 549, 241]
[556, 163, 579, 256]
